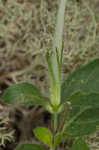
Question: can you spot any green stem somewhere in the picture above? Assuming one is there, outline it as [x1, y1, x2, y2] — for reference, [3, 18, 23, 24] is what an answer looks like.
[53, 113, 58, 132]
[50, 148, 54, 150]
[54, 0, 67, 59]
[50, 144, 55, 150]
[47, 0, 67, 107]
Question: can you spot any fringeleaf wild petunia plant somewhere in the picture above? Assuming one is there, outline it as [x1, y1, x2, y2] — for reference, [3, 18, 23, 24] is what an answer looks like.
[1, 0, 99, 150]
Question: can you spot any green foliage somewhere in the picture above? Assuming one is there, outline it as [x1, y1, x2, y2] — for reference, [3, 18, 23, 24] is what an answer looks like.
[68, 92, 99, 107]
[2, 83, 49, 106]
[65, 119, 99, 137]
[3, 59, 99, 149]
[61, 59, 99, 103]
[34, 127, 53, 147]
[16, 143, 46, 150]
[63, 92, 99, 137]
[72, 138, 90, 150]
[54, 133, 63, 148]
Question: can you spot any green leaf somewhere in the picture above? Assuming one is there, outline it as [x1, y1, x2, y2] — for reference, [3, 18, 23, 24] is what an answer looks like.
[61, 59, 99, 103]
[34, 127, 53, 147]
[63, 92, 99, 137]
[16, 143, 46, 150]
[68, 92, 99, 107]
[54, 133, 63, 148]
[72, 138, 90, 150]
[65, 119, 99, 137]
[2, 83, 48, 106]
